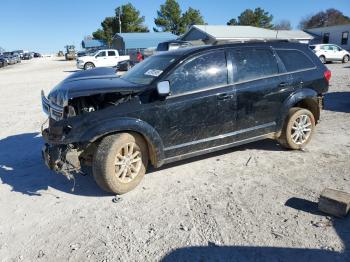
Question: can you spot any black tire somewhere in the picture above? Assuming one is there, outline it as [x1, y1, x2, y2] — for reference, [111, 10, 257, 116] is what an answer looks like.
[277, 107, 315, 150]
[342, 55, 350, 63]
[92, 133, 149, 194]
[84, 62, 95, 70]
[319, 55, 326, 64]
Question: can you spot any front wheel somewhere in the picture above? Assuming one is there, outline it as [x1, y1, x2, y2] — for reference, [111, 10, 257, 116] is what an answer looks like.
[343, 55, 349, 63]
[92, 133, 149, 194]
[278, 107, 315, 150]
[84, 62, 95, 70]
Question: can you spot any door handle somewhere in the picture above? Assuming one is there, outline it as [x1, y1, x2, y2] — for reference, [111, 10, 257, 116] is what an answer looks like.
[217, 93, 233, 100]
[278, 82, 288, 87]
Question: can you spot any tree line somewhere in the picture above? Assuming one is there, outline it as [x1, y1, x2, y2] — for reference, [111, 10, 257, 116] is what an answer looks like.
[92, 0, 350, 46]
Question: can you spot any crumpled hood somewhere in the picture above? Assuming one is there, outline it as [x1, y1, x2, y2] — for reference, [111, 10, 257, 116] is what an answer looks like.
[48, 67, 145, 106]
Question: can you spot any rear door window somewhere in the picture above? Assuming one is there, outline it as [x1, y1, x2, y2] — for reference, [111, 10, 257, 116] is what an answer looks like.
[108, 51, 116, 56]
[229, 48, 279, 83]
[275, 49, 315, 72]
[168, 50, 228, 95]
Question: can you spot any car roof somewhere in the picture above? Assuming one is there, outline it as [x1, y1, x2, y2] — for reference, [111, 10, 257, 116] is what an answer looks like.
[155, 41, 310, 58]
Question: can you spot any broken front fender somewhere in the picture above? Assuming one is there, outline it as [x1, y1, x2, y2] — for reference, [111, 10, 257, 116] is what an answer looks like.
[42, 113, 166, 167]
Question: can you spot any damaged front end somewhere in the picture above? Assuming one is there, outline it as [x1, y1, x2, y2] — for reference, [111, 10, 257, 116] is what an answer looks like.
[40, 68, 147, 180]
[42, 143, 82, 180]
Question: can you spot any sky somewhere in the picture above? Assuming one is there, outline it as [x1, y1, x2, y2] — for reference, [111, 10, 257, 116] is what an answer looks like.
[0, 0, 349, 53]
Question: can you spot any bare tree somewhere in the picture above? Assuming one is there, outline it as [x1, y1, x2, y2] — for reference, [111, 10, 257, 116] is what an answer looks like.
[299, 8, 350, 29]
[274, 20, 292, 30]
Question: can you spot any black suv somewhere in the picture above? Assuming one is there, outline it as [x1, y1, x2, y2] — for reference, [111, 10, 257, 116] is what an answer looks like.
[41, 41, 330, 194]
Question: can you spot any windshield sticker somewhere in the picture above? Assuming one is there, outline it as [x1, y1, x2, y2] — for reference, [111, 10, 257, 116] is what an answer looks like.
[144, 69, 163, 77]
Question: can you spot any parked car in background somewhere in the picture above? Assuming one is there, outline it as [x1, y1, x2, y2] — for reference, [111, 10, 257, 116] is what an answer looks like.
[76, 49, 130, 70]
[310, 44, 350, 63]
[117, 51, 144, 71]
[12, 50, 24, 59]
[22, 53, 32, 60]
[4, 55, 16, 65]
[0, 55, 8, 67]
[13, 54, 21, 63]
[42, 41, 330, 194]
[34, 52, 42, 58]
[117, 59, 136, 71]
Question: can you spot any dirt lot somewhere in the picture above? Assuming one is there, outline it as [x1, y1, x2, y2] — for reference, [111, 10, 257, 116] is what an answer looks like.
[0, 58, 349, 262]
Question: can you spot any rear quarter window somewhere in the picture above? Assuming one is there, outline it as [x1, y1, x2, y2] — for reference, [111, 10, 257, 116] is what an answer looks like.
[275, 49, 315, 72]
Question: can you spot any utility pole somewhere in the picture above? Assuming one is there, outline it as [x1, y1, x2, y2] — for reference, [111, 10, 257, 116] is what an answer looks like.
[118, 6, 122, 34]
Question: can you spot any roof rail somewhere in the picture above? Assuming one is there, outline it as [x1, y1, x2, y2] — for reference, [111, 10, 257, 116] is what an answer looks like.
[214, 39, 295, 45]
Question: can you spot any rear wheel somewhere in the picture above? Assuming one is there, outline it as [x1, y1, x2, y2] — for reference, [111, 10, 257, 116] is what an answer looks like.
[343, 55, 349, 63]
[92, 133, 148, 194]
[84, 62, 95, 70]
[319, 55, 326, 64]
[278, 107, 315, 150]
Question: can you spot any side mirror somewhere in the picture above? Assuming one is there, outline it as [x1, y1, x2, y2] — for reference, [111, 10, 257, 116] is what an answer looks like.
[157, 81, 170, 97]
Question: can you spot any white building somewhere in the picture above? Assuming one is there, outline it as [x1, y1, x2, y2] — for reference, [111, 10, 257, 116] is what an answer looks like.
[306, 24, 350, 51]
[180, 25, 313, 44]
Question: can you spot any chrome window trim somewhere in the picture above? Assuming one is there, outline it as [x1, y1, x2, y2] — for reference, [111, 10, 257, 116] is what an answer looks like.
[166, 66, 316, 100]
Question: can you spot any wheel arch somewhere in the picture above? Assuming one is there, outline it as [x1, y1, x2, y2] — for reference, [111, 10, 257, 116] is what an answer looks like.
[84, 61, 95, 68]
[79, 117, 165, 168]
[277, 88, 320, 131]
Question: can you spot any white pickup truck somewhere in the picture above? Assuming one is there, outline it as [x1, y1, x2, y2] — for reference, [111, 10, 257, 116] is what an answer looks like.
[76, 49, 130, 70]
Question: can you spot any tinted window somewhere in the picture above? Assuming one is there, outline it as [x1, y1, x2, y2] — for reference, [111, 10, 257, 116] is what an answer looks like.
[276, 49, 315, 72]
[108, 51, 116, 56]
[168, 51, 228, 95]
[229, 48, 279, 83]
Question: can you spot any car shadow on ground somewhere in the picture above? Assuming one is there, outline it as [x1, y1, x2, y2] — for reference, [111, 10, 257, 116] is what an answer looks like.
[324, 92, 350, 113]
[55, 59, 71, 62]
[0, 133, 284, 197]
[63, 70, 80, 73]
[0, 132, 109, 197]
[161, 197, 349, 262]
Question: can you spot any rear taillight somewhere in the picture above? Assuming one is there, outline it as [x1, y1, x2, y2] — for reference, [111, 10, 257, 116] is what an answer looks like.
[324, 70, 331, 82]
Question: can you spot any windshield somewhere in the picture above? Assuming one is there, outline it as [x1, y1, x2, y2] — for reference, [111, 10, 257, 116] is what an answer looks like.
[121, 55, 178, 85]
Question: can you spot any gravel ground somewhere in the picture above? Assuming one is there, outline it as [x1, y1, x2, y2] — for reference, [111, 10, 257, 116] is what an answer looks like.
[0, 57, 349, 262]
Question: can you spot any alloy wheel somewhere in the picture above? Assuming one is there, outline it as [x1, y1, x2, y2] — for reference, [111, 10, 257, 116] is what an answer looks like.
[291, 114, 312, 145]
[114, 143, 142, 183]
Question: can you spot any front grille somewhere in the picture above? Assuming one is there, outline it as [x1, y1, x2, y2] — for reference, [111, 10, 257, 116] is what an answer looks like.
[41, 91, 64, 121]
